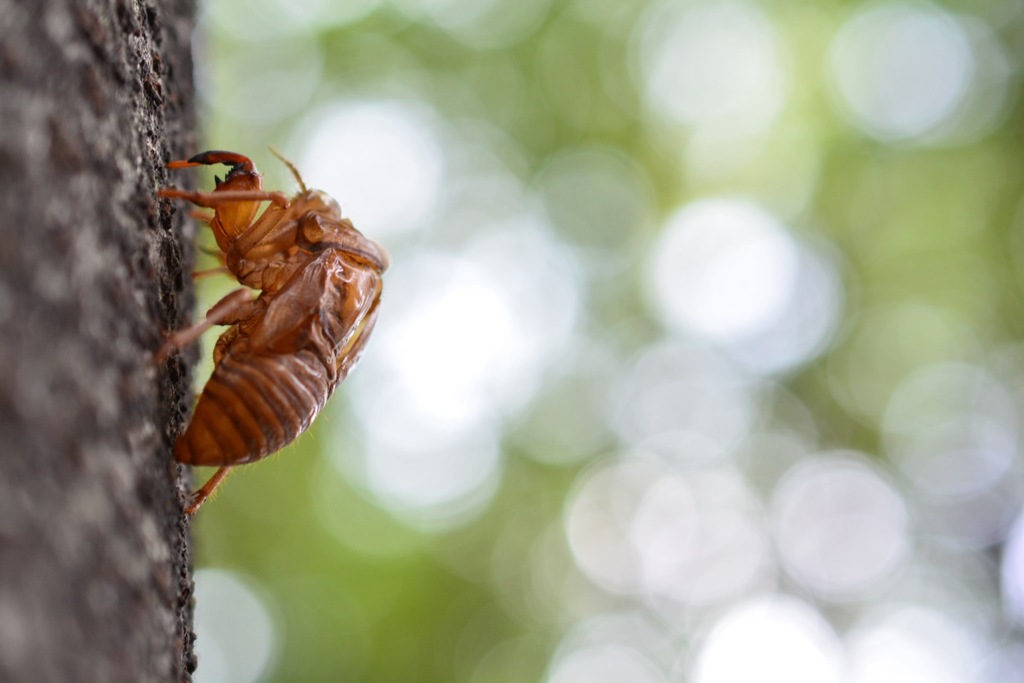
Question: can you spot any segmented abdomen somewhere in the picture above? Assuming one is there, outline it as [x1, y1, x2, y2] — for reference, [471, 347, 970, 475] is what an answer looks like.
[174, 350, 332, 467]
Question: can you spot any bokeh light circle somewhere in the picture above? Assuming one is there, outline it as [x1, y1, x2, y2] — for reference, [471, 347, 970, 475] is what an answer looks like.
[883, 363, 1016, 500]
[1002, 512, 1024, 626]
[827, 3, 1010, 144]
[342, 224, 579, 529]
[772, 453, 910, 600]
[296, 99, 445, 238]
[692, 596, 843, 683]
[647, 198, 842, 373]
[636, 0, 786, 134]
[564, 456, 772, 604]
[353, 225, 579, 442]
[649, 199, 797, 340]
[548, 644, 666, 683]
[193, 570, 278, 683]
[847, 605, 989, 683]
[546, 613, 673, 683]
[609, 341, 755, 460]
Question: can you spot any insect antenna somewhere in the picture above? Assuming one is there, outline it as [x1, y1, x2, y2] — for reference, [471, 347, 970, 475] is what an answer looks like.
[269, 146, 307, 194]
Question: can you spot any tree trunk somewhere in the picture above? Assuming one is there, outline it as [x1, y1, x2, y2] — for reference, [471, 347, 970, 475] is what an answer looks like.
[0, 0, 198, 681]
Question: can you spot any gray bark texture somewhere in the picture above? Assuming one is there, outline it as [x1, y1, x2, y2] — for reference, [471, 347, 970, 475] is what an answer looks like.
[0, 0, 199, 681]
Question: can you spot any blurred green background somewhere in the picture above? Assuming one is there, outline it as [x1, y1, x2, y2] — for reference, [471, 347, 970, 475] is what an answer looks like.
[184, 0, 1024, 681]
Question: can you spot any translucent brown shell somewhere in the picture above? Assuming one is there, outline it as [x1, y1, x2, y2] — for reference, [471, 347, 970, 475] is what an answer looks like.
[158, 150, 388, 513]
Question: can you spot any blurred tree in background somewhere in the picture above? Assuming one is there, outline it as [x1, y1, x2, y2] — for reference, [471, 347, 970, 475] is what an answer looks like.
[185, 0, 1024, 681]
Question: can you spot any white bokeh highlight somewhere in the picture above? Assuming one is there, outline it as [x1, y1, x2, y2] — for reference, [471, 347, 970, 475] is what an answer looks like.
[693, 596, 843, 683]
[297, 99, 445, 238]
[772, 453, 910, 601]
[827, 4, 1010, 144]
[847, 606, 989, 683]
[883, 363, 1017, 500]
[609, 341, 755, 460]
[1001, 512, 1024, 626]
[546, 613, 673, 683]
[342, 224, 579, 529]
[651, 200, 798, 340]
[647, 198, 841, 374]
[564, 457, 771, 605]
[548, 644, 666, 683]
[637, 0, 786, 134]
[193, 569, 278, 683]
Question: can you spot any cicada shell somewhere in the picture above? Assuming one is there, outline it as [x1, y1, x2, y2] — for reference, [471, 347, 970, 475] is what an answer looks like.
[159, 150, 389, 513]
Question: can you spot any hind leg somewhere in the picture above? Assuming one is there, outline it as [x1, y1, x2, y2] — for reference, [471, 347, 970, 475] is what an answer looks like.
[185, 466, 232, 514]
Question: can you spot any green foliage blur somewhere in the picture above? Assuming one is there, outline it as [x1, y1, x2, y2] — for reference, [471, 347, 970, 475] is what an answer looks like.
[184, 0, 1024, 681]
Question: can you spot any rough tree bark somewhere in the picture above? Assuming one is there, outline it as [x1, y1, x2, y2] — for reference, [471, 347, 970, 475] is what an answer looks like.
[0, 0, 199, 681]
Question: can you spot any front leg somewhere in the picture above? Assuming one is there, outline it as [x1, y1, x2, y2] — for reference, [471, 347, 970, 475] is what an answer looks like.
[167, 150, 257, 171]
[159, 187, 290, 209]
[155, 288, 256, 363]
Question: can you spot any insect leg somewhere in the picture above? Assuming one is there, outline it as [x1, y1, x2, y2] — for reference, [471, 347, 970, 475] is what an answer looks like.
[189, 210, 213, 225]
[155, 288, 254, 363]
[197, 244, 224, 259]
[159, 187, 290, 209]
[191, 266, 231, 279]
[185, 466, 232, 514]
[167, 150, 257, 172]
